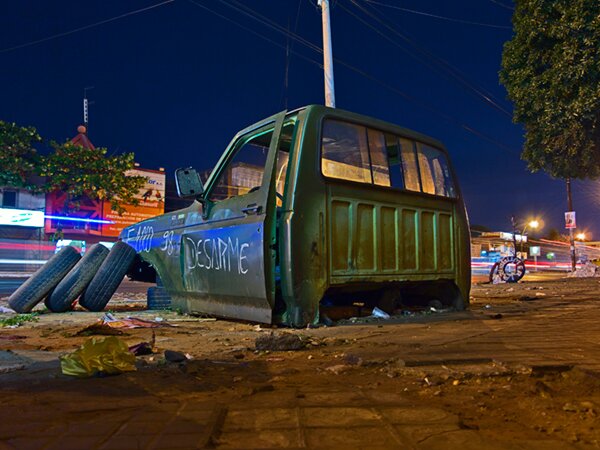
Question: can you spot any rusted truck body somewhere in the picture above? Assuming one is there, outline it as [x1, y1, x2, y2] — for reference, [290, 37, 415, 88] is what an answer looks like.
[122, 105, 470, 326]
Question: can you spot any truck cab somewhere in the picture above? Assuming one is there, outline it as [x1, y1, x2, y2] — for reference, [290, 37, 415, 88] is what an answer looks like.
[122, 105, 471, 326]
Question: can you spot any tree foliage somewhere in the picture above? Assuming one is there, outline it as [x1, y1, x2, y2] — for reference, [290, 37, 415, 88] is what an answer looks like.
[500, 0, 600, 179]
[0, 121, 41, 189]
[40, 141, 147, 215]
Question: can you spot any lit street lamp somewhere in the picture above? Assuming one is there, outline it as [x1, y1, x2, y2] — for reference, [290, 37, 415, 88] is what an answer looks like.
[576, 232, 586, 241]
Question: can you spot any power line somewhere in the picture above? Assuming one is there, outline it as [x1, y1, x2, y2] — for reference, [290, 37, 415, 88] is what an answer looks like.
[343, 0, 513, 118]
[489, 0, 515, 11]
[0, 0, 176, 54]
[363, 0, 511, 30]
[185, 0, 518, 155]
[186, 0, 322, 68]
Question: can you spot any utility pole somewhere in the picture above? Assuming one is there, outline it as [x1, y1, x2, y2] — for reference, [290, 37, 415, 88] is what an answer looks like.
[566, 178, 576, 272]
[318, 0, 336, 108]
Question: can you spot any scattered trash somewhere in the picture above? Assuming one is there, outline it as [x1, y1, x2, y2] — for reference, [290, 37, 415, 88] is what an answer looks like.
[427, 299, 444, 310]
[484, 304, 492, 309]
[255, 333, 306, 351]
[430, 306, 452, 313]
[75, 323, 124, 336]
[102, 313, 173, 329]
[569, 262, 599, 278]
[129, 342, 153, 356]
[0, 313, 39, 328]
[129, 332, 155, 356]
[371, 307, 390, 319]
[168, 317, 216, 323]
[0, 306, 15, 314]
[164, 350, 189, 363]
[60, 336, 136, 377]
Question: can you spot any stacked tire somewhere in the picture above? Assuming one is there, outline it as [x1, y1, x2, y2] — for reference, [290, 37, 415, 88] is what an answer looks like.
[8, 241, 137, 314]
[45, 244, 109, 312]
[80, 241, 137, 312]
[9, 246, 81, 313]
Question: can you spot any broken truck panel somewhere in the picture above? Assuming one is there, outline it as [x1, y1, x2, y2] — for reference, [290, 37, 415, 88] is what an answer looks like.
[121, 105, 471, 326]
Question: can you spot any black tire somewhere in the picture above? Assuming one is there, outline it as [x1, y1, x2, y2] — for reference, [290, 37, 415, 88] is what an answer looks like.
[79, 241, 137, 312]
[45, 244, 110, 312]
[147, 286, 172, 310]
[8, 246, 81, 313]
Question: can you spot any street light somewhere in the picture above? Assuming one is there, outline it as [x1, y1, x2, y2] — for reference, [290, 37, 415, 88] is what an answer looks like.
[576, 232, 586, 241]
[528, 220, 539, 230]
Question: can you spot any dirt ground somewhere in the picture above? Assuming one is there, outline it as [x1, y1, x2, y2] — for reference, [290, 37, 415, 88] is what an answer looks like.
[1, 277, 600, 449]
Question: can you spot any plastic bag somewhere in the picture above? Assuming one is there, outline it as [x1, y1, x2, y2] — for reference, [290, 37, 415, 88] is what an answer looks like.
[60, 336, 136, 377]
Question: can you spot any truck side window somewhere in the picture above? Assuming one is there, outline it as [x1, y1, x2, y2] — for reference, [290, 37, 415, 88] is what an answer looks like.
[399, 138, 421, 192]
[367, 129, 390, 187]
[417, 143, 456, 197]
[209, 129, 273, 202]
[321, 120, 372, 184]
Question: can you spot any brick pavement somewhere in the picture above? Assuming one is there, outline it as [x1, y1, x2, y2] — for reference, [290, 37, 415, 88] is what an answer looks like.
[0, 387, 575, 449]
[2, 279, 600, 448]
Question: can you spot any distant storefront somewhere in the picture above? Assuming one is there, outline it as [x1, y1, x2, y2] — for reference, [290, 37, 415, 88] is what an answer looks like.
[43, 127, 165, 243]
[0, 126, 165, 246]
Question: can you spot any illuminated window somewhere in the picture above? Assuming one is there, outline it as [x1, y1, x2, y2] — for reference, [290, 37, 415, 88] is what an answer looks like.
[399, 139, 421, 192]
[321, 120, 456, 198]
[322, 121, 372, 184]
[416, 144, 456, 197]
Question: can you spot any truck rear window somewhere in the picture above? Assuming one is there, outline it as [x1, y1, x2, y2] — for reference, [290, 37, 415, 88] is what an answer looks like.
[321, 119, 456, 198]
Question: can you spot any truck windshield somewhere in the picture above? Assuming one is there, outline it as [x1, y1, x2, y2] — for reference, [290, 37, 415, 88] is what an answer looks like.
[209, 117, 297, 203]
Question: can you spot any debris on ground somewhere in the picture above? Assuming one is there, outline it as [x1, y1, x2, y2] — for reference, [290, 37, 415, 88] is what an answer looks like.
[128, 331, 155, 356]
[0, 313, 38, 328]
[60, 336, 137, 377]
[164, 349, 189, 363]
[569, 262, 599, 278]
[371, 307, 390, 319]
[0, 306, 15, 314]
[255, 333, 306, 351]
[129, 342, 154, 356]
[101, 313, 173, 329]
[74, 323, 124, 336]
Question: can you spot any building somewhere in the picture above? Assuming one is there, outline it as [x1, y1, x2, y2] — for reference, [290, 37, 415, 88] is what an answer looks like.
[0, 125, 165, 253]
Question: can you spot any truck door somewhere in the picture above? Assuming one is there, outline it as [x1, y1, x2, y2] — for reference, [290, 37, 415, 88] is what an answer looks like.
[180, 112, 286, 323]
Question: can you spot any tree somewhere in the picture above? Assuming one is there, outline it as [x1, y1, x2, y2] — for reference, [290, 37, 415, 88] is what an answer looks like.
[500, 0, 600, 179]
[0, 121, 41, 189]
[544, 227, 568, 242]
[40, 141, 147, 216]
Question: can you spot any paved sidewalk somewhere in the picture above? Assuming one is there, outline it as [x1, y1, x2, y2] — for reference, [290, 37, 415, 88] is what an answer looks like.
[1, 278, 600, 448]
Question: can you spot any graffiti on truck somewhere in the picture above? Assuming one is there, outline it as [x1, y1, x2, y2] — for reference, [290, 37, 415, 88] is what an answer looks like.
[126, 225, 155, 253]
[184, 235, 250, 275]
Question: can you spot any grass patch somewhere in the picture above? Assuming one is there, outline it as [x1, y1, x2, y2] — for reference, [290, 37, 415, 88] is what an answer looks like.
[0, 313, 39, 327]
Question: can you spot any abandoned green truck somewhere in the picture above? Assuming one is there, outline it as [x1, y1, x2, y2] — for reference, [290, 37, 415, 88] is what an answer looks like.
[121, 105, 470, 327]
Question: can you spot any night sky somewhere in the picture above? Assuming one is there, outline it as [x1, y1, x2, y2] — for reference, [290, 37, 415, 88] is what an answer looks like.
[1, 0, 597, 237]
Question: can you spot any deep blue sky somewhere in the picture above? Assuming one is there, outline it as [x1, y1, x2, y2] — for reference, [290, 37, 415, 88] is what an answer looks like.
[1, 0, 598, 236]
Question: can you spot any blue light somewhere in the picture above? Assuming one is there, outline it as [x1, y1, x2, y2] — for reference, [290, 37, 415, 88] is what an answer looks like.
[44, 215, 114, 224]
